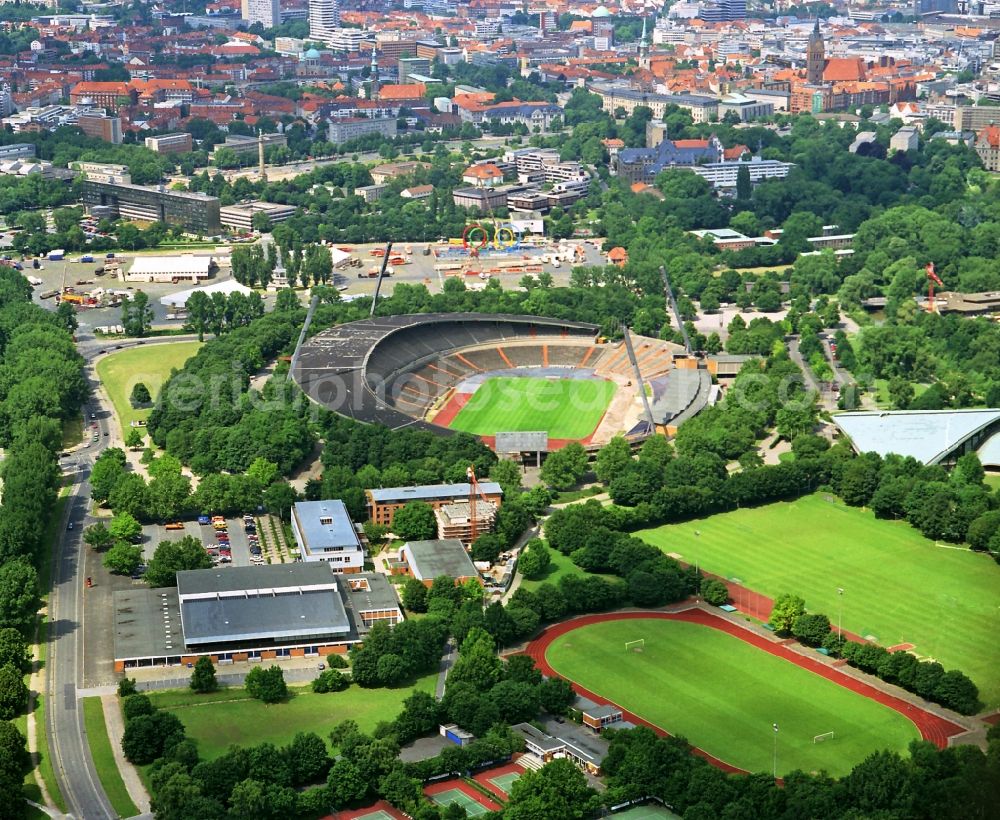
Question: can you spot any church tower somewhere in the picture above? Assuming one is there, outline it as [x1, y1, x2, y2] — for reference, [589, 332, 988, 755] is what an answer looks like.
[806, 18, 825, 85]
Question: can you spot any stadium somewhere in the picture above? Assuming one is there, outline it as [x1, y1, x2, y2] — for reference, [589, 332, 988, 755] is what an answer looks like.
[292, 313, 714, 450]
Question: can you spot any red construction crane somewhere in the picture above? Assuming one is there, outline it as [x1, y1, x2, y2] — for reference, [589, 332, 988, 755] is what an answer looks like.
[466, 464, 492, 545]
[925, 262, 943, 314]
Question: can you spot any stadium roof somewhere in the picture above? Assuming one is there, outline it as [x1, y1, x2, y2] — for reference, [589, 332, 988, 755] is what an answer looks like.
[402, 539, 479, 581]
[293, 313, 599, 432]
[976, 431, 1000, 468]
[832, 409, 1000, 465]
[160, 278, 252, 307]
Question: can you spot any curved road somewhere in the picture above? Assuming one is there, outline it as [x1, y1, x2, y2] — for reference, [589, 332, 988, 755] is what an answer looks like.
[45, 334, 198, 819]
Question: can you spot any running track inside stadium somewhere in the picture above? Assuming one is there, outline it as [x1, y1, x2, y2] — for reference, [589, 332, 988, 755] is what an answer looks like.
[524, 609, 966, 775]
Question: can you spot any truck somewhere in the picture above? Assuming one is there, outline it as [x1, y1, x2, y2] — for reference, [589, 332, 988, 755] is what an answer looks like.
[47, 249, 65, 261]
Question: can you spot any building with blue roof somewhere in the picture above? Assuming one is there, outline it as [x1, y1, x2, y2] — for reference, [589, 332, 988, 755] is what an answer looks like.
[291, 499, 365, 570]
[833, 409, 1000, 466]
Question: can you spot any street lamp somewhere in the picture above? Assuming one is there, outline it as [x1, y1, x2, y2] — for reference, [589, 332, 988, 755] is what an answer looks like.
[837, 587, 845, 640]
[772, 723, 779, 779]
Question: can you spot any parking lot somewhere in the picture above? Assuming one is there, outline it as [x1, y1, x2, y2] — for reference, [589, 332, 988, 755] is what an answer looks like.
[140, 515, 263, 569]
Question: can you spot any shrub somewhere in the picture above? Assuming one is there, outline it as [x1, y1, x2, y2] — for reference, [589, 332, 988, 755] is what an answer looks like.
[700, 578, 729, 606]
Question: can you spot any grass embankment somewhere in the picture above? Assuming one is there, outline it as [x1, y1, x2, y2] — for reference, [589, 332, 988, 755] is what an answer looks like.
[546, 618, 920, 777]
[638, 493, 1000, 707]
[150, 675, 437, 761]
[81, 698, 139, 819]
[95, 341, 202, 437]
[448, 377, 617, 440]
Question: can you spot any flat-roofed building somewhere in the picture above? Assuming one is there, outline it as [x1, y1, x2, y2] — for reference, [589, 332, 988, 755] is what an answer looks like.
[690, 158, 794, 190]
[291, 499, 365, 572]
[219, 200, 296, 230]
[210, 132, 287, 161]
[126, 255, 214, 283]
[77, 112, 122, 144]
[82, 180, 221, 233]
[145, 133, 194, 155]
[111, 564, 400, 671]
[367, 481, 503, 528]
[73, 161, 131, 184]
[400, 538, 481, 585]
[328, 116, 397, 144]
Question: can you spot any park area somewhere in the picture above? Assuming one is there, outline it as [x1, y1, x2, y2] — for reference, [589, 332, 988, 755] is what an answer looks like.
[446, 376, 616, 440]
[95, 341, 203, 436]
[637, 493, 1000, 707]
[545, 618, 921, 777]
[148, 675, 435, 760]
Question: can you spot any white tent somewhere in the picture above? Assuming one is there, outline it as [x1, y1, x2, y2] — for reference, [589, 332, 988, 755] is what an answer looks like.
[160, 278, 253, 308]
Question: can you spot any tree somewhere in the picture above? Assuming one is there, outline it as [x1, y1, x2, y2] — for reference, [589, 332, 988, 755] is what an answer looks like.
[471, 532, 503, 563]
[190, 656, 218, 694]
[122, 290, 154, 337]
[109, 511, 142, 543]
[518, 539, 551, 579]
[489, 459, 522, 494]
[506, 758, 601, 820]
[448, 627, 503, 691]
[121, 694, 154, 721]
[103, 542, 143, 575]
[0, 664, 28, 719]
[401, 577, 428, 613]
[594, 436, 632, 484]
[736, 163, 752, 201]
[83, 521, 114, 551]
[769, 593, 806, 635]
[887, 377, 914, 410]
[312, 669, 348, 693]
[540, 443, 589, 490]
[145, 536, 213, 587]
[122, 711, 186, 765]
[125, 427, 145, 449]
[0, 560, 39, 635]
[245, 665, 287, 703]
[700, 578, 729, 606]
[0, 721, 30, 784]
[0, 630, 30, 675]
[390, 501, 437, 541]
[287, 731, 330, 786]
[130, 382, 152, 407]
[228, 778, 297, 819]
[792, 612, 831, 647]
[327, 758, 368, 808]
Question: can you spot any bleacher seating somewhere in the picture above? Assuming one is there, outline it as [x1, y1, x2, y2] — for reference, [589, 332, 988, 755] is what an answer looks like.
[504, 345, 546, 368]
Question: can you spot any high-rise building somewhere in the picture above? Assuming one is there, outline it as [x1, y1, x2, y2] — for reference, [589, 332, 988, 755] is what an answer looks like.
[309, 0, 340, 42]
[241, 0, 279, 27]
[806, 18, 826, 85]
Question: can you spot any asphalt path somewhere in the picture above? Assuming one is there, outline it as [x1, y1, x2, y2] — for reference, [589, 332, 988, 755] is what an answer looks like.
[45, 333, 201, 819]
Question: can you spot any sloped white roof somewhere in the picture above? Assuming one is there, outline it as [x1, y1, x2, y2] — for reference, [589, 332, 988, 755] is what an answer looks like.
[833, 409, 1000, 465]
[160, 277, 253, 307]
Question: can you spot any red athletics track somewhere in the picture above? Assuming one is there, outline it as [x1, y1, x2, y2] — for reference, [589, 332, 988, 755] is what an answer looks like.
[525, 609, 967, 774]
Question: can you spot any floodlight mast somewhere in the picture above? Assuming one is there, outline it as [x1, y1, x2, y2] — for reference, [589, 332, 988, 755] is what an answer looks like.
[370, 241, 394, 317]
[660, 265, 692, 355]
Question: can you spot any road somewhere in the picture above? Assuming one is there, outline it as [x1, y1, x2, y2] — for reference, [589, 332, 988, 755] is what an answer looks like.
[45, 334, 201, 819]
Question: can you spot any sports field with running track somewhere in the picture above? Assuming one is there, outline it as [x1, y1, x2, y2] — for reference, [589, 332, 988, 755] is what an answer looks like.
[638, 494, 1000, 707]
[446, 376, 616, 440]
[545, 618, 921, 777]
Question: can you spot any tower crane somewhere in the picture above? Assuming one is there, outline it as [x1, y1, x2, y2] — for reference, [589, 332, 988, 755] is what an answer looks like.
[466, 464, 493, 545]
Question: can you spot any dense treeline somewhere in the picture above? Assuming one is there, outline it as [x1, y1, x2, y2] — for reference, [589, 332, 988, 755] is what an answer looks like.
[0, 268, 86, 813]
[602, 725, 1000, 820]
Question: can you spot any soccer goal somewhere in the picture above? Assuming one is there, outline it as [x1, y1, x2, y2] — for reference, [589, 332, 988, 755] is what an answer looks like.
[813, 731, 835, 744]
[625, 639, 645, 653]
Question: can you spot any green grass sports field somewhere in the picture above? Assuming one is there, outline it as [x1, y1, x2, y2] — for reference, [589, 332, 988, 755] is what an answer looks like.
[96, 341, 202, 437]
[638, 494, 1000, 707]
[447, 376, 616, 440]
[546, 619, 920, 777]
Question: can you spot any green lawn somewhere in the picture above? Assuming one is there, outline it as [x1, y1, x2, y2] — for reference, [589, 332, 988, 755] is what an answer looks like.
[448, 377, 616, 440]
[985, 474, 1000, 492]
[638, 493, 1000, 707]
[95, 341, 202, 437]
[520, 548, 585, 591]
[81, 697, 139, 819]
[546, 619, 920, 777]
[152, 675, 436, 760]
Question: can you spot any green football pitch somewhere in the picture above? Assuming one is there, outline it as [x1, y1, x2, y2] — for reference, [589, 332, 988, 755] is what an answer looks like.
[638, 493, 1000, 707]
[545, 619, 920, 777]
[447, 376, 616, 440]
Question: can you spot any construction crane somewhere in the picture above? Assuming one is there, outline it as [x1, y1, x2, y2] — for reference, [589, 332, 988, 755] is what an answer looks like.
[660, 265, 692, 355]
[925, 262, 943, 314]
[466, 464, 493, 546]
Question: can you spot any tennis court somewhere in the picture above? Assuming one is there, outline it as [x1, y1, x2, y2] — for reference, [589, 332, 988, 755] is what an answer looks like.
[354, 812, 396, 820]
[613, 804, 681, 819]
[488, 771, 521, 795]
[430, 788, 489, 816]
